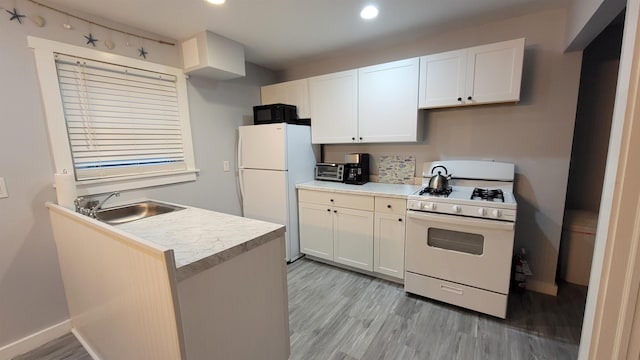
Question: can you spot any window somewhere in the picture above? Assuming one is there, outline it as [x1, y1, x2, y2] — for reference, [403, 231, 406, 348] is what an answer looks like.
[29, 37, 197, 195]
[55, 54, 188, 180]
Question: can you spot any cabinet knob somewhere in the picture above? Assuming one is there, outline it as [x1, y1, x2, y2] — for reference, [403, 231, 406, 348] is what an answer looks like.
[327, 209, 331, 212]
[467, 96, 472, 100]
[457, 97, 462, 101]
[334, 210, 337, 213]
[398, 218, 403, 222]
[352, 137, 356, 141]
[359, 137, 363, 140]
[330, 199, 334, 202]
[387, 204, 392, 209]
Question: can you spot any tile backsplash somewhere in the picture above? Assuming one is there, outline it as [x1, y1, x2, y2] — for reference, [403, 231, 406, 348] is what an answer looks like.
[378, 156, 416, 184]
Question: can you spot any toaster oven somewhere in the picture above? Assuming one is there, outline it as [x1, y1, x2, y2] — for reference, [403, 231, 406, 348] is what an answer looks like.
[314, 163, 344, 182]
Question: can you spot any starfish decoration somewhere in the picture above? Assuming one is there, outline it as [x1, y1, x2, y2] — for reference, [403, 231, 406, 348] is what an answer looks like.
[6, 8, 26, 24]
[138, 47, 148, 59]
[84, 33, 98, 47]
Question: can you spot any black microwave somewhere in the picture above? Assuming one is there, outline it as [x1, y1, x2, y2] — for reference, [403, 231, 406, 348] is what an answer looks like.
[253, 104, 298, 125]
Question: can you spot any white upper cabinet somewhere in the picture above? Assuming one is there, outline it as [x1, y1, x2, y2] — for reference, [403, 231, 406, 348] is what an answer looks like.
[418, 49, 467, 108]
[309, 59, 420, 144]
[465, 39, 525, 105]
[419, 38, 525, 109]
[261, 79, 311, 119]
[309, 69, 359, 144]
[358, 58, 420, 143]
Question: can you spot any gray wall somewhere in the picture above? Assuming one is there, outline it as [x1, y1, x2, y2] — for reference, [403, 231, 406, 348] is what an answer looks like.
[280, 8, 583, 293]
[565, 0, 626, 51]
[0, 9, 274, 348]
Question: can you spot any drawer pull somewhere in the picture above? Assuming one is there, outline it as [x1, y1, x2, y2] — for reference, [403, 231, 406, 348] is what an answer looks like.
[440, 284, 463, 295]
[387, 204, 392, 209]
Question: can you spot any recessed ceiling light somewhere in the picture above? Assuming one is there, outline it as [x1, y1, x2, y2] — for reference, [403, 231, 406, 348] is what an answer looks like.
[206, 0, 225, 4]
[360, 5, 378, 20]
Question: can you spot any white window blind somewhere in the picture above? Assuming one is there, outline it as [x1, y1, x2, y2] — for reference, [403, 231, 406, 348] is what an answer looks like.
[54, 53, 188, 181]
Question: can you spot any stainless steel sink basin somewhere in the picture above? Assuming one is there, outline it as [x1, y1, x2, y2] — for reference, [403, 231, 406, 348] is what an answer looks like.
[94, 201, 185, 225]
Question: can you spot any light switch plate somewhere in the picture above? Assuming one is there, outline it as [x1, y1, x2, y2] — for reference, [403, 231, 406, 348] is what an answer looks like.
[0, 177, 8, 199]
[223, 161, 230, 172]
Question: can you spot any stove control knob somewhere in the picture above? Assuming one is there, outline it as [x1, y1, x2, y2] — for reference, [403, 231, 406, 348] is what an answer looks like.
[414, 201, 423, 210]
[452, 205, 461, 213]
[422, 202, 435, 210]
[491, 209, 502, 218]
[478, 208, 487, 216]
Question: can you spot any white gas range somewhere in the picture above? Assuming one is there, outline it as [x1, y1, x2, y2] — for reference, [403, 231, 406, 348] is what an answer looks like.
[404, 160, 518, 318]
[407, 185, 517, 221]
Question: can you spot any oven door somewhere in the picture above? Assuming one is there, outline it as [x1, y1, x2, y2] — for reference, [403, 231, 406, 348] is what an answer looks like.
[405, 210, 515, 294]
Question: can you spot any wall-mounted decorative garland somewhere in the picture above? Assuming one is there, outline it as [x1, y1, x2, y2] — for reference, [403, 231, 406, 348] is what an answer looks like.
[2, 0, 175, 59]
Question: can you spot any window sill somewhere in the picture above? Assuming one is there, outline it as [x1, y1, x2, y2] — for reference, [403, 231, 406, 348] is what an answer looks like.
[75, 170, 199, 196]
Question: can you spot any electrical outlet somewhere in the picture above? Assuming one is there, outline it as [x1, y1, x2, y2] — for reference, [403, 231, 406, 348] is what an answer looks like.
[0, 177, 8, 199]
[223, 161, 230, 172]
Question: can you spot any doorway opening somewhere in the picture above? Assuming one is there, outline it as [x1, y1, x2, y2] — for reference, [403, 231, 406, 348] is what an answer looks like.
[558, 7, 625, 343]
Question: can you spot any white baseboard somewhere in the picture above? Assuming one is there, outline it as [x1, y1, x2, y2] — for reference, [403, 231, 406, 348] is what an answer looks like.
[71, 329, 100, 360]
[526, 279, 559, 296]
[0, 320, 71, 359]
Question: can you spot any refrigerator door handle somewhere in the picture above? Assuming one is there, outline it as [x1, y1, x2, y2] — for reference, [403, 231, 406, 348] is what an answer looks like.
[237, 134, 243, 169]
[238, 169, 245, 202]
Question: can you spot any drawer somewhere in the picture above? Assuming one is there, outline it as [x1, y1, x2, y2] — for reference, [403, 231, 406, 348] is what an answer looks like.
[375, 197, 406, 215]
[404, 271, 508, 319]
[298, 189, 333, 206]
[298, 190, 374, 211]
[332, 192, 374, 211]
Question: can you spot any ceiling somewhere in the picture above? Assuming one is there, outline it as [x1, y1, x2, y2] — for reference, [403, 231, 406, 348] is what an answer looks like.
[43, 0, 569, 71]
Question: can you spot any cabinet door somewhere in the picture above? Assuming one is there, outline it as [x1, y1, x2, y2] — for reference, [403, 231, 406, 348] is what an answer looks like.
[374, 212, 406, 279]
[333, 207, 374, 271]
[261, 79, 310, 118]
[418, 49, 467, 109]
[359, 58, 420, 143]
[465, 38, 525, 105]
[309, 70, 358, 144]
[299, 202, 334, 260]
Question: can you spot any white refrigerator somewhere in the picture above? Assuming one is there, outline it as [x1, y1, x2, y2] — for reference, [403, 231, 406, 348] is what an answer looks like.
[238, 123, 317, 262]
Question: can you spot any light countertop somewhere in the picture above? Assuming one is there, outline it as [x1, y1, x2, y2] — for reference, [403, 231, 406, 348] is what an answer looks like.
[296, 181, 421, 199]
[114, 205, 284, 282]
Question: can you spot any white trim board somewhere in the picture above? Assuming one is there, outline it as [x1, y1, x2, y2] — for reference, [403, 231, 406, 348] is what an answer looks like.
[72, 329, 100, 360]
[0, 320, 71, 359]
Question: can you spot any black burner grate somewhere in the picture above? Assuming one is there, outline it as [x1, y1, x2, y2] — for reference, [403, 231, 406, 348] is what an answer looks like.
[419, 186, 452, 197]
[471, 188, 505, 202]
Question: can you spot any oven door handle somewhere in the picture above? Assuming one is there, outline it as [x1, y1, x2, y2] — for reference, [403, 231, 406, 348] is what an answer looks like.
[406, 210, 514, 231]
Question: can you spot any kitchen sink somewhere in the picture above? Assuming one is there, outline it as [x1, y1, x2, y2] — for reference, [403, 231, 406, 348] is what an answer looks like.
[94, 201, 185, 225]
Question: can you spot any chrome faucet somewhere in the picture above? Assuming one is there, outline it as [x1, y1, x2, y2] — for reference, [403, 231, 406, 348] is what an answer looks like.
[74, 197, 85, 213]
[93, 192, 120, 213]
[74, 192, 120, 218]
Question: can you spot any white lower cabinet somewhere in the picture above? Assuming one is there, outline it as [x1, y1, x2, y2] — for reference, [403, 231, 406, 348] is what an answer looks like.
[299, 189, 374, 270]
[374, 197, 406, 280]
[333, 207, 374, 271]
[298, 202, 334, 260]
[298, 189, 406, 279]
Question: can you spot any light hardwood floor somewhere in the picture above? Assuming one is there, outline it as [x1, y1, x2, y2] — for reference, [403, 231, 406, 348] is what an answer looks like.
[14, 258, 586, 360]
[12, 333, 90, 360]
